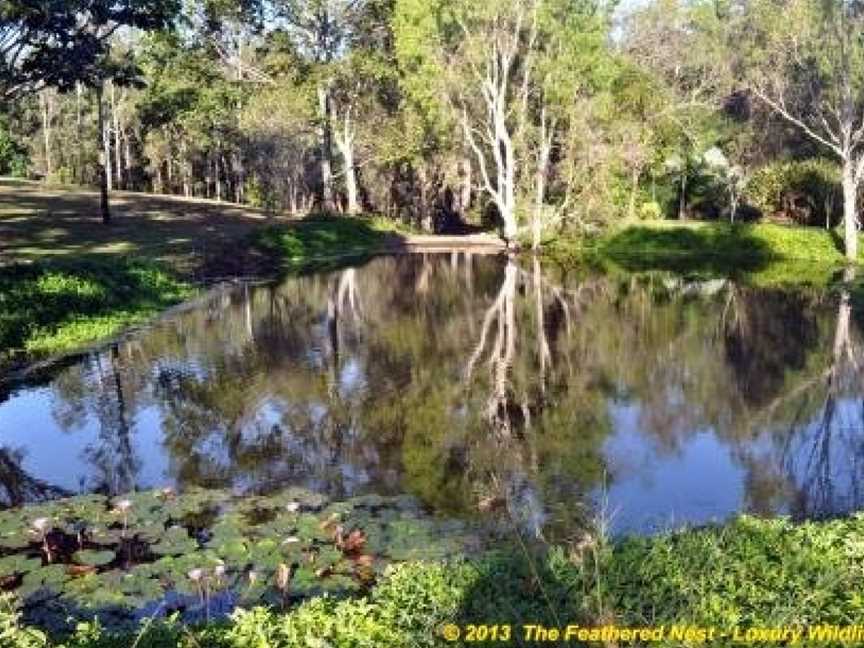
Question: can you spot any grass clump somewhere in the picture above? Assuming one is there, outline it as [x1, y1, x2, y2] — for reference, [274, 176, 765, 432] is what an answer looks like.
[0, 258, 194, 367]
[5, 515, 864, 647]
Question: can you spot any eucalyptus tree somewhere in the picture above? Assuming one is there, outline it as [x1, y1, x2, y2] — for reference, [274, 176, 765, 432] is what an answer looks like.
[272, 0, 371, 212]
[394, 0, 612, 246]
[622, 0, 736, 221]
[738, 0, 864, 260]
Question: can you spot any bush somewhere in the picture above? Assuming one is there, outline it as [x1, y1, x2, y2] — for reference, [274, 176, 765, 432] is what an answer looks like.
[639, 201, 662, 220]
[745, 159, 841, 226]
[0, 125, 28, 177]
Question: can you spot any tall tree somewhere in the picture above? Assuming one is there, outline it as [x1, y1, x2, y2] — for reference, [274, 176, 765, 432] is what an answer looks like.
[275, 0, 368, 212]
[739, 0, 864, 260]
[395, 0, 611, 245]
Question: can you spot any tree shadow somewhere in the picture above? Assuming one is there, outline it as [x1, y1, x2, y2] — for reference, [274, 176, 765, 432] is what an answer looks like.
[450, 548, 589, 648]
[828, 227, 845, 257]
[598, 224, 775, 276]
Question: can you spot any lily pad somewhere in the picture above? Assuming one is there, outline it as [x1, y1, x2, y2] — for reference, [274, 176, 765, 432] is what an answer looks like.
[0, 531, 33, 550]
[0, 554, 41, 577]
[151, 526, 198, 556]
[18, 564, 67, 600]
[73, 550, 116, 567]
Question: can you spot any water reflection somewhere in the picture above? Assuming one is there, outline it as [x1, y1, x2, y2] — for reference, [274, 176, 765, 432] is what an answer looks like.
[1, 254, 864, 538]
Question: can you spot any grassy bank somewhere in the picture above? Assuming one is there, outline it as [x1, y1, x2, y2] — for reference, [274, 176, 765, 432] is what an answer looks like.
[0, 179, 404, 370]
[249, 215, 407, 272]
[4, 515, 863, 647]
[0, 258, 194, 369]
[546, 221, 859, 285]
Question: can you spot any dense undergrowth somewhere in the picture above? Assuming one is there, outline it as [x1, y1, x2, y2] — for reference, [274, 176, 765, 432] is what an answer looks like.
[3, 515, 863, 647]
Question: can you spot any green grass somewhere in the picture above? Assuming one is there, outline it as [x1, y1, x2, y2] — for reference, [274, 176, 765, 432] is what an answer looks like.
[546, 221, 857, 284]
[6, 515, 864, 647]
[250, 215, 405, 270]
[0, 258, 195, 369]
[541, 220, 864, 293]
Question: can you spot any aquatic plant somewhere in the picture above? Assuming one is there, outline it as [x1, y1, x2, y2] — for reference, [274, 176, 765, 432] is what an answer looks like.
[0, 487, 480, 633]
[29, 518, 52, 563]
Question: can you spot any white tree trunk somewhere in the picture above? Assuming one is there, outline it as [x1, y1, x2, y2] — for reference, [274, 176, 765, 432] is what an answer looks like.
[532, 111, 554, 251]
[460, 157, 472, 215]
[40, 92, 52, 178]
[104, 117, 113, 192]
[317, 83, 336, 212]
[334, 108, 359, 215]
[459, 29, 524, 246]
[843, 162, 858, 261]
[111, 84, 122, 189]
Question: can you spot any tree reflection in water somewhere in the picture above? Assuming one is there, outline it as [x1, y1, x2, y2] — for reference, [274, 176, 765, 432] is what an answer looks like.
[0, 253, 859, 537]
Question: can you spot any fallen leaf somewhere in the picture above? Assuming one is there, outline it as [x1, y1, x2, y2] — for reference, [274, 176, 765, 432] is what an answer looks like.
[66, 565, 97, 577]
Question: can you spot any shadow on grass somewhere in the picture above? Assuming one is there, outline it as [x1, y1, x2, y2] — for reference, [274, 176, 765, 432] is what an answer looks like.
[829, 227, 846, 257]
[450, 548, 587, 646]
[598, 224, 774, 275]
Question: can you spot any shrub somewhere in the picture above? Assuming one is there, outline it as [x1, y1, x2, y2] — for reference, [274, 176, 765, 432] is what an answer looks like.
[745, 159, 841, 226]
[0, 125, 28, 177]
[639, 201, 662, 220]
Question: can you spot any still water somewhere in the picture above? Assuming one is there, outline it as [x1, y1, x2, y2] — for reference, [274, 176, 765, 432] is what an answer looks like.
[1, 253, 862, 539]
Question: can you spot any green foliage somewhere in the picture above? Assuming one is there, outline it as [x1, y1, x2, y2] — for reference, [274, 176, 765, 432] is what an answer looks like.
[0, 258, 194, 366]
[639, 201, 662, 220]
[244, 175, 279, 212]
[599, 221, 853, 263]
[547, 221, 858, 285]
[745, 159, 842, 226]
[2, 515, 864, 647]
[603, 515, 864, 633]
[0, 0, 180, 99]
[0, 122, 28, 177]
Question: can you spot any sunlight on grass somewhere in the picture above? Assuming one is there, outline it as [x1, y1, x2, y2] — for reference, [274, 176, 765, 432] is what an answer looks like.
[0, 258, 195, 366]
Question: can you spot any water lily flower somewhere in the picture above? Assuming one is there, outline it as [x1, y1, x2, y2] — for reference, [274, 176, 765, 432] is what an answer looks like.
[30, 518, 50, 534]
[275, 563, 291, 610]
[285, 502, 300, 513]
[158, 487, 175, 500]
[30, 518, 52, 563]
[281, 536, 301, 545]
[275, 563, 291, 591]
[114, 499, 132, 536]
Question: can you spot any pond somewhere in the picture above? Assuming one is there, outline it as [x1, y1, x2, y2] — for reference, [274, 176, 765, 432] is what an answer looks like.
[1, 252, 863, 544]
